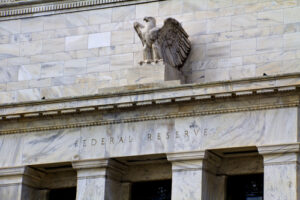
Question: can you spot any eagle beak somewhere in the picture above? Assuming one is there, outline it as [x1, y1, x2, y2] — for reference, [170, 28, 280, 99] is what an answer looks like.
[143, 17, 148, 22]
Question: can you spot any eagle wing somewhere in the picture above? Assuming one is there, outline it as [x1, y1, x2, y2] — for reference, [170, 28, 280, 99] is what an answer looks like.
[134, 22, 145, 46]
[156, 18, 191, 69]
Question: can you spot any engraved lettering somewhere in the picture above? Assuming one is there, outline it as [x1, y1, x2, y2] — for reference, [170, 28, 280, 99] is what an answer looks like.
[119, 136, 124, 144]
[157, 133, 161, 140]
[148, 134, 152, 141]
[184, 130, 189, 137]
[166, 132, 170, 139]
[176, 131, 180, 139]
[110, 137, 114, 144]
[82, 139, 87, 147]
[194, 128, 200, 136]
[101, 138, 105, 145]
[129, 136, 133, 143]
[203, 128, 208, 136]
[91, 139, 97, 146]
[74, 140, 78, 147]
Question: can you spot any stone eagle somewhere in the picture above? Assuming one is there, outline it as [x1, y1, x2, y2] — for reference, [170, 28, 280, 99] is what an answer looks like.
[134, 17, 191, 69]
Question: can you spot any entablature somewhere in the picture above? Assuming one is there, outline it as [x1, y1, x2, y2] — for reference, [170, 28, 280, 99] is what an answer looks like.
[1, 73, 300, 125]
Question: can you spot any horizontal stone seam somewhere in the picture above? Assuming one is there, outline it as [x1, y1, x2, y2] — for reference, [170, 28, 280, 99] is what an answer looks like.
[0, 101, 298, 135]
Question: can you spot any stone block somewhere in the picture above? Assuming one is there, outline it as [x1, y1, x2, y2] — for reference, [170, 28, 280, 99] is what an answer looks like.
[110, 53, 133, 71]
[258, 10, 283, 27]
[44, 15, 68, 30]
[87, 56, 110, 73]
[21, 18, 44, 33]
[20, 40, 42, 56]
[65, 35, 88, 51]
[18, 64, 41, 81]
[159, 0, 182, 16]
[257, 36, 283, 52]
[232, 14, 257, 31]
[183, 21, 207, 36]
[208, 0, 232, 8]
[7, 81, 28, 91]
[231, 38, 256, 56]
[112, 5, 135, 22]
[136, 2, 159, 19]
[16, 88, 40, 102]
[29, 78, 51, 88]
[284, 7, 300, 24]
[284, 32, 300, 50]
[88, 32, 111, 49]
[0, 66, 19, 83]
[207, 16, 231, 34]
[0, 43, 19, 59]
[0, 20, 21, 35]
[111, 30, 134, 45]
[206, 41, 231, 58]
[42, 38, 65, 54]
[64, 58, 86, 76]
[88, 8, 112, 25]
[0, 91, 15, 104]
[182, 0, 207, 12]
[7, 57, 30, 66]
[65, 13, 88, 27]
[41, 62, 64, 78]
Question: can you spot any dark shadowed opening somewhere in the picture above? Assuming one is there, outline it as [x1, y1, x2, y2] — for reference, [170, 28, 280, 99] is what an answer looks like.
[131, 180, 171, 200]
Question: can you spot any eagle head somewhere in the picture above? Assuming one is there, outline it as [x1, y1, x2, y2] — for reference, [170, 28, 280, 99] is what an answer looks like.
[143, 16, 156, 28]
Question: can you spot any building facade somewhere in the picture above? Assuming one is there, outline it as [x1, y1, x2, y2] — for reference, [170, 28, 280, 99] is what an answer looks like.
[0, 0, 300, 199]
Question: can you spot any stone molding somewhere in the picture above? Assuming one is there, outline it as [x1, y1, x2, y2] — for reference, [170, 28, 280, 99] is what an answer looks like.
[1, 73, 299, 121]
[258, 143, 300, 166]
[167, 151, 221, 173]
[0, 166, 45, 187]
[0, 100, 298, 135]
[0, 0, 162, 20]
[72, 159, 127, 181]
[1, 74, 300, 135]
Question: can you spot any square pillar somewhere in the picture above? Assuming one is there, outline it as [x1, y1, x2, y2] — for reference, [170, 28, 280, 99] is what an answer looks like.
[167, 151, 222, 200]
[72, 159, 127, 200]
[258, 143, 300, 200]
[0, 166, 46, 200]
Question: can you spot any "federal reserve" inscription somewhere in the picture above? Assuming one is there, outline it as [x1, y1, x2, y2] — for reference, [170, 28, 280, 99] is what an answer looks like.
[77, 127, 215, 148]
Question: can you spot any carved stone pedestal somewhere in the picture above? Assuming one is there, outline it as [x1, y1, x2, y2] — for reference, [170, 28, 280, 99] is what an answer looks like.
[139, 61, 185, 84]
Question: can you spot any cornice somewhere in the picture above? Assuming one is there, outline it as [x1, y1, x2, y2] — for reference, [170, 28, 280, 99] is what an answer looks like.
[1, 73, 300, 121]
[0, 100, 298, 135]
[0, 0, 163, 20]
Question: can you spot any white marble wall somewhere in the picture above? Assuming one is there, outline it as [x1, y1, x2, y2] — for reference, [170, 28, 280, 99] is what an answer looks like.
[0, 107, 297, 167]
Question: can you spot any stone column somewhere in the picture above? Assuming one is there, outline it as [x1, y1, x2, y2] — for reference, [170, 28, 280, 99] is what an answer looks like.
[258, 143, 300, 200]
[72, 159, 127, 200]
[167, 151, 222, 200]
[0, 166, 46, 200]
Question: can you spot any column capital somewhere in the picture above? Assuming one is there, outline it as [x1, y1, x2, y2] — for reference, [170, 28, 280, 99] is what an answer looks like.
[167, 151, 221, 172]
[0, 166, 45, 187]
[258, 143, 300, 155]
[258, 143, 300, 166]
[72, 159, 127, 181]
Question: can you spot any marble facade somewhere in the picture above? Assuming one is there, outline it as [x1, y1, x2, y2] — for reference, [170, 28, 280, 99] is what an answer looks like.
[1, 0, 300, 199]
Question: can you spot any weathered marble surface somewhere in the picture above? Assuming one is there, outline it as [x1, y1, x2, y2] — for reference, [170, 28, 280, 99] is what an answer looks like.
[0, 107, 297, 166]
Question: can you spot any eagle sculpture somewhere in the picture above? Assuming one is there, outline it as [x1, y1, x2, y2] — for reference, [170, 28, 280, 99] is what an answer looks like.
[134, 17, 191, 69]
